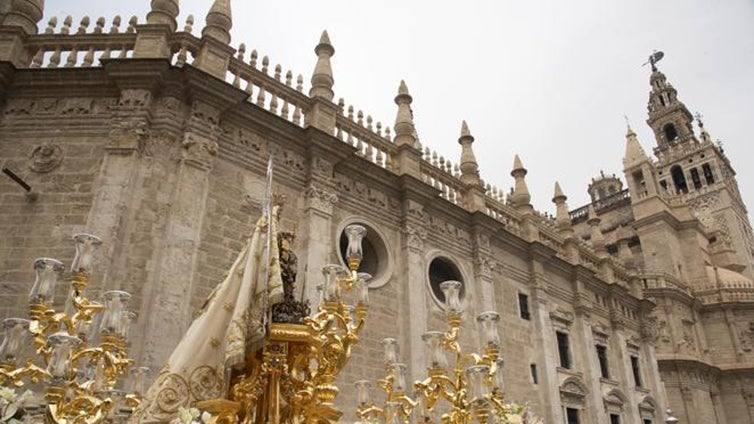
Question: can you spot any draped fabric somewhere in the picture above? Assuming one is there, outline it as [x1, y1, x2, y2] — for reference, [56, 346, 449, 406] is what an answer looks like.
[131, 207, 284, 423]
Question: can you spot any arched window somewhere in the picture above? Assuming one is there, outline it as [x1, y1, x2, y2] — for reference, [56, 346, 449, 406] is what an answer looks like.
[670, 165, 688, 194]
[690, 168, 702, 189]
[702, 163, 715, 184]
[428, 256, 464, 308]
[338, 221, 392, 288]
[663, 123, 678, 144]
[608, 186, 617, 196]
[598, 187, 606, 200]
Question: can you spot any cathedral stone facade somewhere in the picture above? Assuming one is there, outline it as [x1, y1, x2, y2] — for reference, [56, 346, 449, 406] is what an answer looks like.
[1, 1, 752, 423]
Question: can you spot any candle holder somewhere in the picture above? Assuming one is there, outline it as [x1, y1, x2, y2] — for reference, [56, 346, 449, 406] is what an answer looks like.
[358, 280, 541, 424]
[0, 233, 144, 423]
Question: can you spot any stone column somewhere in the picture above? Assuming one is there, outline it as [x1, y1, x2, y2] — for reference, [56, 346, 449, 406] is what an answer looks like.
[577, 310, 604, 424]
[137, 99, 220, 370]
[299, 185, 338, 305]
[85, 89, 152, 294]
[470, 224, 495, 311]
[612, 327, 640, 424]
[401, 197, 428, 383]
[89, 61, 171, 296]
[529, 262, 561, 423]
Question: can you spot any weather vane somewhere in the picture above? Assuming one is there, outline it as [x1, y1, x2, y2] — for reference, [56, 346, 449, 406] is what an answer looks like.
[642, 50, 664, 71]
[623, 114, 632, 131]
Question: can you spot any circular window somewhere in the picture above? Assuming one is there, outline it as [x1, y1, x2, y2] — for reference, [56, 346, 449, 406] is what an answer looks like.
[338, 221, 391, 288]
[428, 256, 465, 307]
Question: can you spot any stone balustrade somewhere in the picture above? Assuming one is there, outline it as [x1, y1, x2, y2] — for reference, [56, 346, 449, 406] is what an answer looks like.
[26, 15, 138, 68]
[335, 104, 395, 170]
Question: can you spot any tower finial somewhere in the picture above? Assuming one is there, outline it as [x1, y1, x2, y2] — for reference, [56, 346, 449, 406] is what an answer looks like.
[623, 127, 648, 167]
[393, 80, 416, 147]
[147, 0, 179, 31]
[623, 114, 633, 133]
[2, 0, 44, 34]
[310, 30, 335, 100]
[458, 120, 480, 186]
[644, 50, 664, 72]
[587, 205, 607, 256]
[510, 154, 532, 213]
[552, 182, 574, 237]
[202, 0, 232, 44]
[695, 111, 704, 128]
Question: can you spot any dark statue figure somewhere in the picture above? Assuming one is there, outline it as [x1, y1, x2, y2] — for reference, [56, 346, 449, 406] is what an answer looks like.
[271, 231, 311, 323]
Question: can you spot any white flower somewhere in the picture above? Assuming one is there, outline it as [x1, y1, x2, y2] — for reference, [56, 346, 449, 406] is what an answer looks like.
[507, 413, 523, 424]
[0, 389, 15, 403]
[201, 411, 212, 423]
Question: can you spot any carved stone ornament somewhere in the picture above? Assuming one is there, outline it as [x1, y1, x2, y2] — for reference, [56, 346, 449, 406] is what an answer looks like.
[739, 321, 754, 353]
[640, 312, 659, 343]
[591, 323, 610, 344]
[403, 225, 427, 251]
[304, 186, 338, 214]
[59, 98, 93, 115]
[117, 89, 152, 109]
[108, 120, 149, 152]
[550, 307, 574, 328]
[474, 256, 494, 280]
[181, 134, 218, 169]
[28, 143, 63, 173]
[559, 376, 588, 404]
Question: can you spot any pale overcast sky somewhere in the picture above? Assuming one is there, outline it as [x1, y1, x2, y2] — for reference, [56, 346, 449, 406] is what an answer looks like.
[48, 1, 754, 217]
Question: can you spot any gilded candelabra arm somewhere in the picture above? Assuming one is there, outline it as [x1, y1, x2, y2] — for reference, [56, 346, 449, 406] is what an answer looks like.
[415, 374, 458, 409]
[71, 296, 105, 327]
[0, 359, 51, 386]
[47, 394, 113, 424]
[356, 403, 384, 423]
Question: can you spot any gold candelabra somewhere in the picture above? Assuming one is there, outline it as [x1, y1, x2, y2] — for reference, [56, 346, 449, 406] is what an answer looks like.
[356, 280, 534, 424]
[196, 224, 372, 424]
[0, 234, 145, 423]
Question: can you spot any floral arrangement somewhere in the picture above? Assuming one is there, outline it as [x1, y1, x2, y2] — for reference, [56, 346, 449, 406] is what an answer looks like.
[495, 402, 543, 424]
[172, 406, 213, 424]
[0, 388, 31, 424]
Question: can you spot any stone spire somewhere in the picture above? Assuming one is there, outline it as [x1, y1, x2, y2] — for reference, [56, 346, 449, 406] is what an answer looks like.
[647, 64, 696, 150]
[458, 120, 481, 186]
[552, 182, 573, 237]
[2, 0, 44, 34]
[623, 125, 648, 168]
[696, 113, 713, 144]
[309, 30, 335, 101]
[147, 0, 179, 31]
[202, 0, 232, 44]
[393, 80, 416, 147]
[587, 205, 607, 256]
[510, 155, 532, 214]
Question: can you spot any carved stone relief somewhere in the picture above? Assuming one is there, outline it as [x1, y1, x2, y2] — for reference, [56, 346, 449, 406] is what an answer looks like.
[237, 129, 265, 152]
[402, 225, 427, 252]
[304, 186, 338, 214]
[59, 98, 93, 115]
[739, 321, 754, 353]
[181, 134, 218, 169]
[28, 143, 63, 173]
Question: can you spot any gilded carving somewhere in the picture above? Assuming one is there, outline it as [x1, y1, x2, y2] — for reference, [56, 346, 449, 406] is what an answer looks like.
[28, 143, 63, 173]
